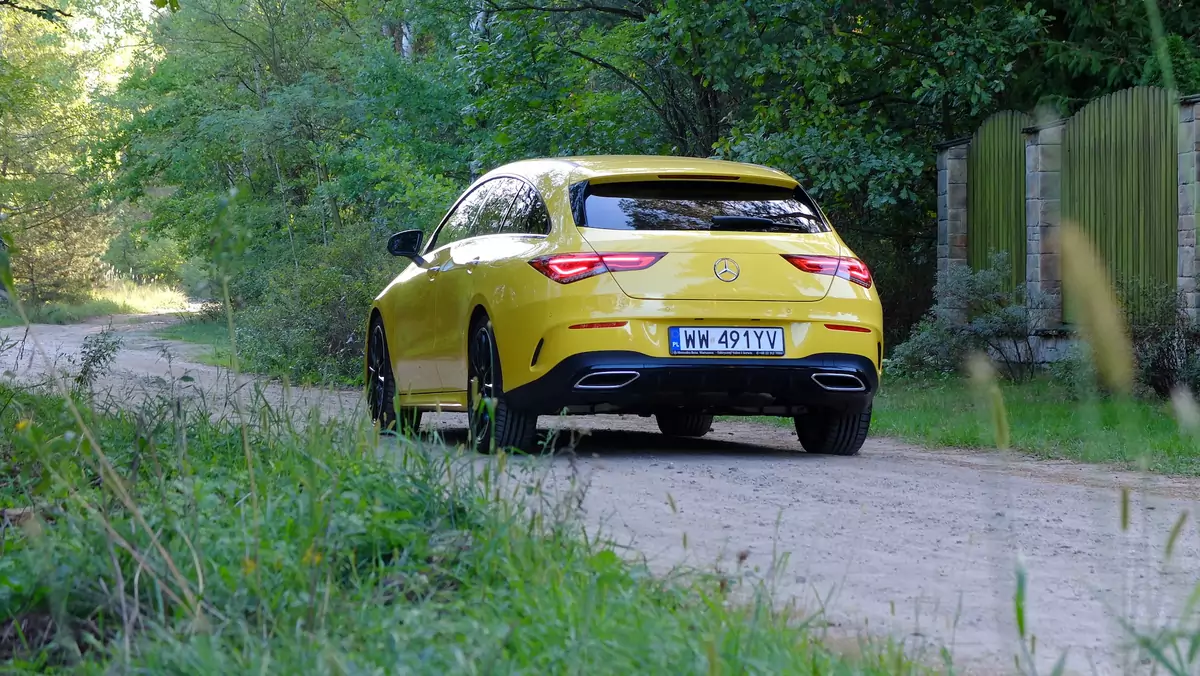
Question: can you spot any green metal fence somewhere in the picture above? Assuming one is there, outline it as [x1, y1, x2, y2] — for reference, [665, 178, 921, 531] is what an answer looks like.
[967, 110, 1032, 288]
[1062, 86, 1178, 320]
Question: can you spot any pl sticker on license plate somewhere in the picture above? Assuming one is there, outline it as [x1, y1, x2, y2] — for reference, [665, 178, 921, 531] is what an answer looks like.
[668, 326, 785, 356]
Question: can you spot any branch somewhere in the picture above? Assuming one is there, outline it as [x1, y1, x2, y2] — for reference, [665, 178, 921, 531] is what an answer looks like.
[192, 4, 275, 69]
[562, 47, 667, 120]
[0, 0, 71, 21]
[314, 0, 361, 39]
[483, 0, 645, 21]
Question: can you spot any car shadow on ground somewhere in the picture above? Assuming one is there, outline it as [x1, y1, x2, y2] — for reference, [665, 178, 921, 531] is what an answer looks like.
[425, 426, 810, 460]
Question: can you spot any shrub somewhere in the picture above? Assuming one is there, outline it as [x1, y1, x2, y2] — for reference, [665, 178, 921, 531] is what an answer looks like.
[103, 228, 186, 286]
[233, 228, 394, 383]
[7, 211, 111, 304]
[1116, 280, 1198, 398]
[886, 315, 971, 380]
[890, 252, 1038, 380]
[1048, 342, 1098, 398]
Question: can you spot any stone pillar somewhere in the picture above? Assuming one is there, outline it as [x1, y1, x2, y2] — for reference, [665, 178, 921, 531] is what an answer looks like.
[1025, 121, 1064, 330]
[1180, 96, 1200, 319]
[936, 140, 969, 280]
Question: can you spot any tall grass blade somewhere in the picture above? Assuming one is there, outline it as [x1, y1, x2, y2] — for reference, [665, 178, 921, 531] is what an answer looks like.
[968, 354, 1010, 450]
[1014, 562, 1027, 640]
[1165, 511, 1188, 559]
[1059, 224, 1134, 395]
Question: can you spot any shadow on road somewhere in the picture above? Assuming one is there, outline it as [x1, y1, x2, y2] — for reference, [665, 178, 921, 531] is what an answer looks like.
[428, 426, 810, 460]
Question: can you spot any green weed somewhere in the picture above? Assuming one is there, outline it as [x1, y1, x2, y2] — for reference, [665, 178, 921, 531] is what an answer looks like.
[153, 320, 233, 369]
[870, 378, 1200, 474]
[0, 383, 933, 674]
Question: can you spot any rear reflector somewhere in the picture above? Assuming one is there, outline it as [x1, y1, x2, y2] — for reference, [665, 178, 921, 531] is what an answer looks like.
[824, 323, 871, 333]
[530, 252, 665, 284]
[569, 322, 628, 330]
[782, 255, 873, 288]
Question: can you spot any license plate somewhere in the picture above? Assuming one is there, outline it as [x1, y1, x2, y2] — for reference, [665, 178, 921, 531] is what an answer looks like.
[668, 326, 785, 356]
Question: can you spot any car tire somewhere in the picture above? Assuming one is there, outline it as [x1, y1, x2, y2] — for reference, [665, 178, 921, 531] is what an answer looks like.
[367, 317, 422, 436]
[468, 316, 538, 454]
[794, 405, 871, 456]
[655, 412, 713, 438]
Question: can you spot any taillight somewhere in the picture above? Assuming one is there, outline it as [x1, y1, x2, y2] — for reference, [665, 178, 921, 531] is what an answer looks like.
[529, 253, 665, 284]
[782, 255, 873, 288]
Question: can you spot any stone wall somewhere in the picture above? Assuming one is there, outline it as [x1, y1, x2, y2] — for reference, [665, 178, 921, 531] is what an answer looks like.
[1024, 121, 1064, 330]
[1181, 96, 1200, 319]
[936, 141, 969, 280]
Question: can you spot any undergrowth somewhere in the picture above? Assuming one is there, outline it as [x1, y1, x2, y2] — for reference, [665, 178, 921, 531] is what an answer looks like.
[0, 281, 186, 328]
[0, 381, 930, 674]
[871, 377, 1200, 474]
[153, 319, 233, 369]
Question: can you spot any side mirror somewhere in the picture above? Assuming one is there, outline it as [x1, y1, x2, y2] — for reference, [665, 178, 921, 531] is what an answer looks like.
[387, 230, 426, 264]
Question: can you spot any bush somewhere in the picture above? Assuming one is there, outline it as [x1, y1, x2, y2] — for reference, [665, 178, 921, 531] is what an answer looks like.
[8, 211, 111, 304]
[890, 252, 1038, 380]
[179, 255, 218, 300]
[103, 228, 186, 286]
[1116, 280, 1199, 398]
[1048, 343, 1098, 398]
[886, 315, 971, 380]
[233, 228, 394, 383]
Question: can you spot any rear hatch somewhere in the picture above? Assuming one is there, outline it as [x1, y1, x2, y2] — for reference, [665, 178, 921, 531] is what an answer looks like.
[575, 179, 843, 302]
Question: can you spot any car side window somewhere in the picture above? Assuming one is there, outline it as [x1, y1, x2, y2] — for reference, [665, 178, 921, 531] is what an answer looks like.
[468, 178, 522, 239]
[503, 183, 551, 235]
[426, 182, 492, 251]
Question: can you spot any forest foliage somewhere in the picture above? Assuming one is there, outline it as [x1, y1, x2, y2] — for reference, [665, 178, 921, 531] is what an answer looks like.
[2, 0, 1199, 381]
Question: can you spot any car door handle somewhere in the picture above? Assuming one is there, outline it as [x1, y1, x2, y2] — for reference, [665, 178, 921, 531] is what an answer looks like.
[464, 258, 480, 272]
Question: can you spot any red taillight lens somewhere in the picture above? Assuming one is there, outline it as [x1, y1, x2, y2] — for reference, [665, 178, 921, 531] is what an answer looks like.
[569, 321, 629, 330]
[824, 323, 871, 333]
[782, 255, 873, 288]
[530, 253, 665, 284]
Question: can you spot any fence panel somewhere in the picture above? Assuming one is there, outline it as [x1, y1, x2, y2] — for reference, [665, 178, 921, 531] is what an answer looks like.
[968, 111, 1032, 288]
[1062, 86, 1178, 320]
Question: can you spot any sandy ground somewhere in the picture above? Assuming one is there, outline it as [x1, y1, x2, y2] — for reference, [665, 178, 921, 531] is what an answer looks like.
[3, 314, 1200, 675]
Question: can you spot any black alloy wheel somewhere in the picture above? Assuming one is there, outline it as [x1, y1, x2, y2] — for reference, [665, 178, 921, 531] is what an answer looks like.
[467, 317, 537, 454]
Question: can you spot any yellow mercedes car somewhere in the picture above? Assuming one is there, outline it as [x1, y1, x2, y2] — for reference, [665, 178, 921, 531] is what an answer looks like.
[366, 156, 883, 455]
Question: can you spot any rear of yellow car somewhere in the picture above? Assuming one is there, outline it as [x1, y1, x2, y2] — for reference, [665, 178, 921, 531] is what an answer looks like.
[490, 159, 883, 455]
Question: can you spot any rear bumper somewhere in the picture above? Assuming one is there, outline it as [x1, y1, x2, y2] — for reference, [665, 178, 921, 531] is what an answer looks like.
[504, 351, 878, 416]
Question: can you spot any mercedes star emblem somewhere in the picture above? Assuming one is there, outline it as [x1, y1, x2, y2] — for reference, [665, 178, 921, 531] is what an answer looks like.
[714, 258, 740, 282]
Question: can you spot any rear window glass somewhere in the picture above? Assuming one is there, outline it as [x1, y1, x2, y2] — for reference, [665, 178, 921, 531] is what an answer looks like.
[577, 181, 828, 233]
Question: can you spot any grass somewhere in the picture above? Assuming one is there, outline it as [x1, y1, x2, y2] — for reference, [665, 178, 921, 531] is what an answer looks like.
[0, 381, 932, 674]
[0, 281, 187, 328]
[872, 376, 1200, 474]
[153, 319, 233, 368]
[96, 279, 188, 314]
[154, 317, 361, 386]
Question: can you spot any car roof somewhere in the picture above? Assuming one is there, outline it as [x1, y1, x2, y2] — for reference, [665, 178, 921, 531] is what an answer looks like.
[479, 155, 799, 189]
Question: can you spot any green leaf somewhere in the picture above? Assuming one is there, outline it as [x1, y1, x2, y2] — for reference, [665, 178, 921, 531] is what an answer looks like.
[0, 231, 14, 296]
[1014, 563, 1027, 639]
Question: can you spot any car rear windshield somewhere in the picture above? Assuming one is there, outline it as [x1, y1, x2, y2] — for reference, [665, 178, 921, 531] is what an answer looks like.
[575, 180, 829, 233]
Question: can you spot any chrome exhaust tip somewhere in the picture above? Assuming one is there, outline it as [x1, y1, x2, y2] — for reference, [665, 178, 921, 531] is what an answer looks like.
[574, 371, 640, 390]
[811, 372, 866, 392]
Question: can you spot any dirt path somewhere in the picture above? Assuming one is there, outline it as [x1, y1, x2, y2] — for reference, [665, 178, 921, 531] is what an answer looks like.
[4, 314, 1199, 675]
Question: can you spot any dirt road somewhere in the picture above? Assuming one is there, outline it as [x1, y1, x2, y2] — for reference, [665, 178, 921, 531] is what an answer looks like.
[3, 314, 1199, 675]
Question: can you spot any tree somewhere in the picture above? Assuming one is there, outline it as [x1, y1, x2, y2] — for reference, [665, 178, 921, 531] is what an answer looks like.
[0, 8, 118, 303]
[0, 0, 71, 22]
[92, 0, 1199, 379]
